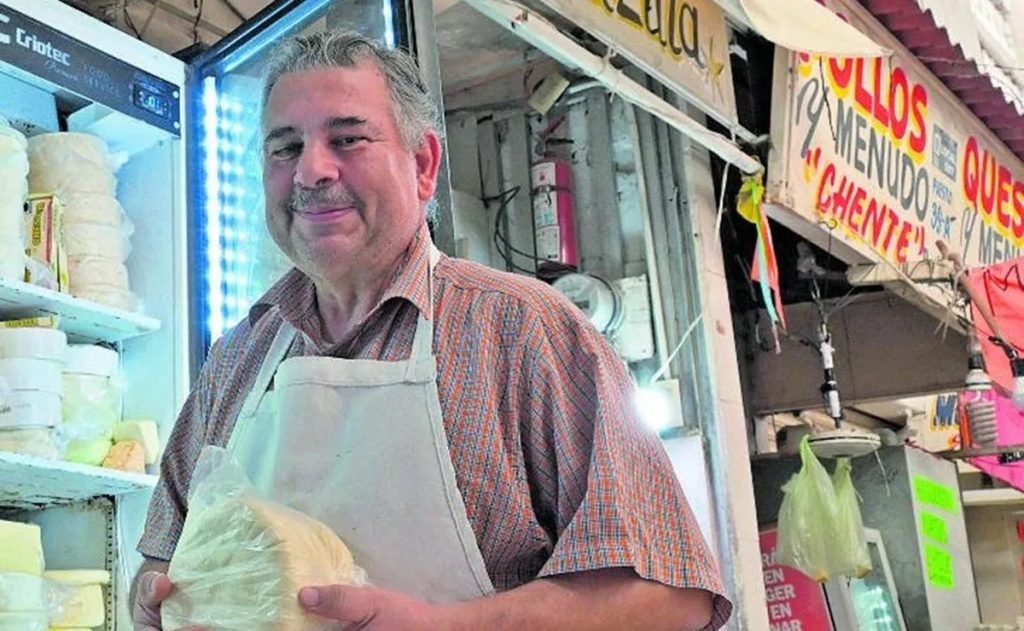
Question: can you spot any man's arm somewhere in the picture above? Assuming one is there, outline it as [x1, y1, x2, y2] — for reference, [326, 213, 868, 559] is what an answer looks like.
[301, 567, 715, 631]
[447, 568, 713, 630]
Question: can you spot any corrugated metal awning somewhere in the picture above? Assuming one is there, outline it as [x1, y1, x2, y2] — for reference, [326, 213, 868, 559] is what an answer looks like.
[859, 0, 1024, 163]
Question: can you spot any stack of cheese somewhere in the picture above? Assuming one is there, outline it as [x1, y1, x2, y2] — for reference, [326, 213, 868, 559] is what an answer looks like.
[61, 344, 119, 466]
[0, 518, 108, 630]
[0, 116, 29, 281]
[58, 342, 159, 472]
[44, 570, 109, 630]
[0, 328, 67, 459]
[0, 519, 47, 630]
[27, 133, 136, 311]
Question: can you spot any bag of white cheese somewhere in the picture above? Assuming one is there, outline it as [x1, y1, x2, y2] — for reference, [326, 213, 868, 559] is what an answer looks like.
[162, 446, 368, 631]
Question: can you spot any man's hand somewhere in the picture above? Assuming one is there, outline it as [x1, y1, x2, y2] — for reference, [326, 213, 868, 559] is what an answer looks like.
[299, 584, 446, 630]
[132, 568, 205, 631]
[133, 570, 172, 630]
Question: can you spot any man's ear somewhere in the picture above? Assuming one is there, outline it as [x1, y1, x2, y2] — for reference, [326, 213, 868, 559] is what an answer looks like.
[415, 130, 443, 202]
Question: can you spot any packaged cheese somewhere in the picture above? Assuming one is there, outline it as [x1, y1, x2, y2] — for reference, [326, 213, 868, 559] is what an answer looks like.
[0, 316, 59, 330]
[46, 584, 103, 628]
[162, 447, 366, 631]
[0, 611, 47, 631]
[23, 194, 68, 293]
[0, 573, 46, 611]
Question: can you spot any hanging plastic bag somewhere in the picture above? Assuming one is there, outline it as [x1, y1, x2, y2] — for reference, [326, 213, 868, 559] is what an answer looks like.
[831, 457, 872, 578]
[161, 446, 368, 631]
[776, 436, 840, 582]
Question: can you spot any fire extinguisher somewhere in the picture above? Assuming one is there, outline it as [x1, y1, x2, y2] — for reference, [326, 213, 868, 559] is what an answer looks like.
[531, 155, 578, 269]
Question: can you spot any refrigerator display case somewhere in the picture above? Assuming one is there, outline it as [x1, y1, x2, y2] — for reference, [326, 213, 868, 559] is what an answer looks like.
[0, 1, 428, 627]
[187, 0, 416, 355]
[825, 529, 909, 631]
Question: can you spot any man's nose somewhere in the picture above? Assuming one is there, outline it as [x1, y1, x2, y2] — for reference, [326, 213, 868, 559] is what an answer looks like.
[294, 141, 340, 188]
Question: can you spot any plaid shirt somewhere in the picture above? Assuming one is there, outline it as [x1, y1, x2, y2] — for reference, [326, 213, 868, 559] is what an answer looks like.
[139, 228, 731, 628]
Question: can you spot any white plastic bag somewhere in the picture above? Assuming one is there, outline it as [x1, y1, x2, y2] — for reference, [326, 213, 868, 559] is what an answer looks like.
[162, 446, 368, 631]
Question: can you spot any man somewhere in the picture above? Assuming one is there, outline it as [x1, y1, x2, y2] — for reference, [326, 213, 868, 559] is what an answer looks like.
[133, 29, 730, 630]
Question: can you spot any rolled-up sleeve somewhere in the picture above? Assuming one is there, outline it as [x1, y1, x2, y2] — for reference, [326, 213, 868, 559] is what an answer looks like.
[517, 295, 732, 629]
[137, 338, 223, 561]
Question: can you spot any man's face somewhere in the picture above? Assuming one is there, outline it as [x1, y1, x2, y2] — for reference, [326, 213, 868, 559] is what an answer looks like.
[262, 63, 441, 277]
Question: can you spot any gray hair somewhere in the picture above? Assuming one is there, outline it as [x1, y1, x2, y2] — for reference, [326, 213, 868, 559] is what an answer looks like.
[261, 29, 440, 149]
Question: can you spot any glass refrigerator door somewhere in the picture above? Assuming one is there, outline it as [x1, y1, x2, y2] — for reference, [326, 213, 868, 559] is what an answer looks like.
[824, 529, 908, 631]
[846, 531, 907, 631]
[187, 0, 413, 356]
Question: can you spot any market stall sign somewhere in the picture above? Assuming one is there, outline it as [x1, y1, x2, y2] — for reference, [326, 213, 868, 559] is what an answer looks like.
[535, 0, 738, 129]
[767, 0, 1021, 269]
[759, 529, 833, 631]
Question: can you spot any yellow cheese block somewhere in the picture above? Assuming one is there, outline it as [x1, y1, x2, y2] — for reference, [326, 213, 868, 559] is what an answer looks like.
[0, 521, 44, 575]
[112, 420, 160, 464]
[48, 583, 103, 628]
[101, 440, 144, 474]
[42, 569, 110, 586]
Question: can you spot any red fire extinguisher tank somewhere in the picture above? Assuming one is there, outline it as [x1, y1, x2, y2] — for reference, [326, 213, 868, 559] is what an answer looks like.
[531, 158, 579, 268]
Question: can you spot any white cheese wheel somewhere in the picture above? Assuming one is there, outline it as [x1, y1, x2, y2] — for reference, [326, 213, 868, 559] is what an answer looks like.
[0, 427, 57, 459]
[71, 285, 138, 313]
[0, 328, 67, 362]
[0, 239, 24, 282]
[68, 256, 129, 291]
[0, 199, 24, 233]
[27, 133, 116, 196]
[64, 344, 119, 377]
[0, 126, 28, 152]
[61, 193, 123, 225]
[163, 495, 361, 631]
[0, 390, 62, 429]
[63, 222, 129, 261]
[0, 358, 62, 394]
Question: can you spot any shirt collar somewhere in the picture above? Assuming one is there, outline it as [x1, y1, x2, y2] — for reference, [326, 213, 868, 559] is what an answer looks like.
[248, 223, 435, 329]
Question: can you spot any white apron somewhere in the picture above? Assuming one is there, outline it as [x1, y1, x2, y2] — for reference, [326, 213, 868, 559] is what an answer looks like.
[227, 247, 495, 602]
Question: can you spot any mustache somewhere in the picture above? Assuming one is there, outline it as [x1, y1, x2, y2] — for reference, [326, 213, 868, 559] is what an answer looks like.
[289, 186, 363, 212]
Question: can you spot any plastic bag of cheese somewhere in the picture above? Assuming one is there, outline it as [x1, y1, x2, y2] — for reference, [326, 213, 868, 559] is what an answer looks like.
[0, 572, 74, 631]
[162, 446, 368, 631]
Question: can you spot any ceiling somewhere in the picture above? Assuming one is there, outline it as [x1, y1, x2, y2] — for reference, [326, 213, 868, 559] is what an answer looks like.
[62, 0, 544, 108]
[63, 0, 271, 54]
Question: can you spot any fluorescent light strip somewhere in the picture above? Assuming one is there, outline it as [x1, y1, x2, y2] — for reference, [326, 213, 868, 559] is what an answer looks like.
[382, 1, 395, 48]
[202, 77, 225, 341]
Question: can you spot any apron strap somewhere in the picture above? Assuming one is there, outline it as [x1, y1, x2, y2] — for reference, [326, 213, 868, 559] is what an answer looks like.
[238, 319, 298, 419]
[407, 244, 442, 375]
